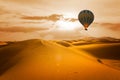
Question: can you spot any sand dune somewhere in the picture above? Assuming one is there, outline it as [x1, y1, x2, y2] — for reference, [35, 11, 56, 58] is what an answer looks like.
[74, 43, 120, 60]
[0, 39, 120, 80]
[54, 38, 120, 71]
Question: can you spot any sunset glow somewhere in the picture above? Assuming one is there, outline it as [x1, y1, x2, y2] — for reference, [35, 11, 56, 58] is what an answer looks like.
[56, 20, 80, 31]
[0, 0, 119, 41]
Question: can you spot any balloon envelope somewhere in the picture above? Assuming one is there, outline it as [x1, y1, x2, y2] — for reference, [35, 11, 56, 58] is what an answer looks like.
[78, 10, 94, 30]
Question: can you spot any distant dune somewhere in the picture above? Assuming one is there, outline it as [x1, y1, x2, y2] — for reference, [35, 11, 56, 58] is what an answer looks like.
[54, 37, 120, 71]
[54, 37, 120, 59]
[0, 39, 120, 80]
[76, 43, 120, 60]
[55, 37, 120, 47]
[54, 37, 120, 60]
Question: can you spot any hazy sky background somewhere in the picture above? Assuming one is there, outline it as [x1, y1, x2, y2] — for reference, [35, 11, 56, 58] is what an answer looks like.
[0, 0, 120, 41]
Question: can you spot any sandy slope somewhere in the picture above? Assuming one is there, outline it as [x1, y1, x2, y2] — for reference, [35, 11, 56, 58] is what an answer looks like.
[73, 43, 120, 59]
[0, 39, 120, 80]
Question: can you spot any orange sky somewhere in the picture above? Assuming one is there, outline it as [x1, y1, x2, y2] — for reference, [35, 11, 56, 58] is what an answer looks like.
[0, 0, 120, 41]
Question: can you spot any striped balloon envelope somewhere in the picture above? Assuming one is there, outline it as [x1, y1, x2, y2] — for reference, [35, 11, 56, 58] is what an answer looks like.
[78, 10, 94, 30]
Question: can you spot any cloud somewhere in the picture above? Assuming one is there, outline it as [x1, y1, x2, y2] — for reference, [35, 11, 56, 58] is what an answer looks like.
[0, 7, 10, 15]
[0, 4, 23, 16]
[21, 14, 78, 22]
[0, 31, 40, 41]
[65, 18, 78, 22]
[0, 22, 9, 24]
[2, 0, 44, 5]
[86, 22, 120, 38]
[93, 23, 120, 31]
[21, 14, 63, 22]
[100, 23, 120, 31]
[0, 26, 49, 32]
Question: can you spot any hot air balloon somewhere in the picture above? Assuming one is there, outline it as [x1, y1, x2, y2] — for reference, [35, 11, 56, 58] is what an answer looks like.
[78, 10, 94, 30]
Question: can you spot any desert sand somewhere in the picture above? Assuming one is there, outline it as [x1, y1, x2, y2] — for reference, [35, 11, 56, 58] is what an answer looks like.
[0, 39, 120, 80]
